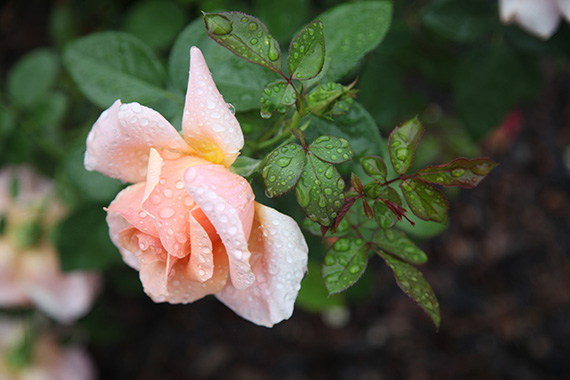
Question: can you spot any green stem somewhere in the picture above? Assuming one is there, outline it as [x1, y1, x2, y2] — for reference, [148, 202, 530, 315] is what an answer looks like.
[257, 110, 305, 150]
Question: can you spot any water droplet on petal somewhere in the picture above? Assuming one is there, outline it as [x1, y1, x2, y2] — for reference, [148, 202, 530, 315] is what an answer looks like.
[159, 207, 175, 219]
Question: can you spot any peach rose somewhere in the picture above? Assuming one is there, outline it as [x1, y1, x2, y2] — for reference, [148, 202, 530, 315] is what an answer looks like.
[0, 166, 100, 323]
[85, 47, 308, 327]
[0, 318, 96, 380]
[500, 0, 570, 39]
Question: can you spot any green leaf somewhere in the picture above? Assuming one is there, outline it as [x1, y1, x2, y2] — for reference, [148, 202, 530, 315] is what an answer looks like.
[7, 49, 58, 106]
[204, 12, 282, 73]
[262, 143, 305, 197]
[306, 101, 383, 159]
[301, 217, 350, 237]
[295, 153, 345, 227]
[322, 237, 368, 294]
[317, 1, 392, 81]
[388, 117, 424, 175]
[373, 185, 403, 229]
[296, 260, 345, 312]
[306, 82, 356, 117]
[259, 80, 297, 118]
[124, 0, 186, 50]
[0, 102, 16, 140]
[288, 20, 325, 80]
[25, 92, 67, 151]
[309, 135, 353, 164]
[169, 17, 277, 111]
[454, 46, 539, 139]
[63, 32, 172, 110]
[400, 178, 448, 223]
[361, 155, 387, 181]
[253, 0, 309, 45]
[416, 157, 498, 188]
[380, 252, 440, 329]
[421, 0, 498, 43]
[230, 156, 262, 177]
[373, 200, 397, 229]
[372, 228, 427, 264]
[55, 204, 121, 271]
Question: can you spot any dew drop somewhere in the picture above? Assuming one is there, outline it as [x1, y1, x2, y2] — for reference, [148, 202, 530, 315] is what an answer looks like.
[159, 207, 175, 219]
[324, 166, 334, 179]
[205, 14, 233, 35]
[295, 184, 310, 207]
[451, 168, 465, 177]
[267, 38, 280, 61]
[277, 157, 291, 167]
[333, 238, 350, 251]
[248, 22, 258, 30]
[349, 265, 360, 274]
[395, 148, 408, 161]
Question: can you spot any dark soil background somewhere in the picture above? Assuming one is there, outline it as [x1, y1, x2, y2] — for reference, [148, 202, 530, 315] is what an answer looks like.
[2, 1, 570, 379]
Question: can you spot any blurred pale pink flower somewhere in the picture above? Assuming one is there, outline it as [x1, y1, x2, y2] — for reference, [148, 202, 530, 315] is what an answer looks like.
[0, 318, 96, 380]
[84, 47, 308, 327]
[0, 166, 100, 323]
[500, 0, 570, 39]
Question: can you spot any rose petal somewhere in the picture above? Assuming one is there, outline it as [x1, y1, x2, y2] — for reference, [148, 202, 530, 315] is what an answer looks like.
[182, 47, 244, 167]
[500, 0, 561, 39]
[106, 211, 139, 270]
[24, 272, 101, 324]
[216, 202, 308, 327]
[55, 347, 97, 380]
[183, 165, 255, 290]
[0, 241, 31, 306]
[185, 212, 214, 282]
[184, 164, 255, 239]
[140, 150, 210, 258]
[85, 100, 192, 183]
[118, 227, 168, 264]
[557, 0, 570, 21]
[139, 242, 229, 303]
[107, 182, 159, 238]
[19, 246, 100, 323]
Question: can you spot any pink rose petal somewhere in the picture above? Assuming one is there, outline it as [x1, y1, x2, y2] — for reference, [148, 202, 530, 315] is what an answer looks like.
[19, 245, 100, 324]
[139, 242, 229, 303]
[182, 47, 244, 167]
[85, 100, 192, 183]
[106, 208, 140, 270]
[107, 182, 159, 238]
[0, 241, 31, 306]
[183, 164, 256, 290]
[216, 202, 308, 327]
[186, 211, 214, 282]
[558, 0, 570, 21]
[500, 0, 561, 39]
[140, 150, 210, 258]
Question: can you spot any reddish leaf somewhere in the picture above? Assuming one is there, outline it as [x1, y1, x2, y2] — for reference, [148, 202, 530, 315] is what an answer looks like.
[416, 157, 498, 188]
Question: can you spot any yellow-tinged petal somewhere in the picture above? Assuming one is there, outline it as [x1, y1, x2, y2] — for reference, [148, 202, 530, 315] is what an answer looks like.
[182, 47, 244, 167]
